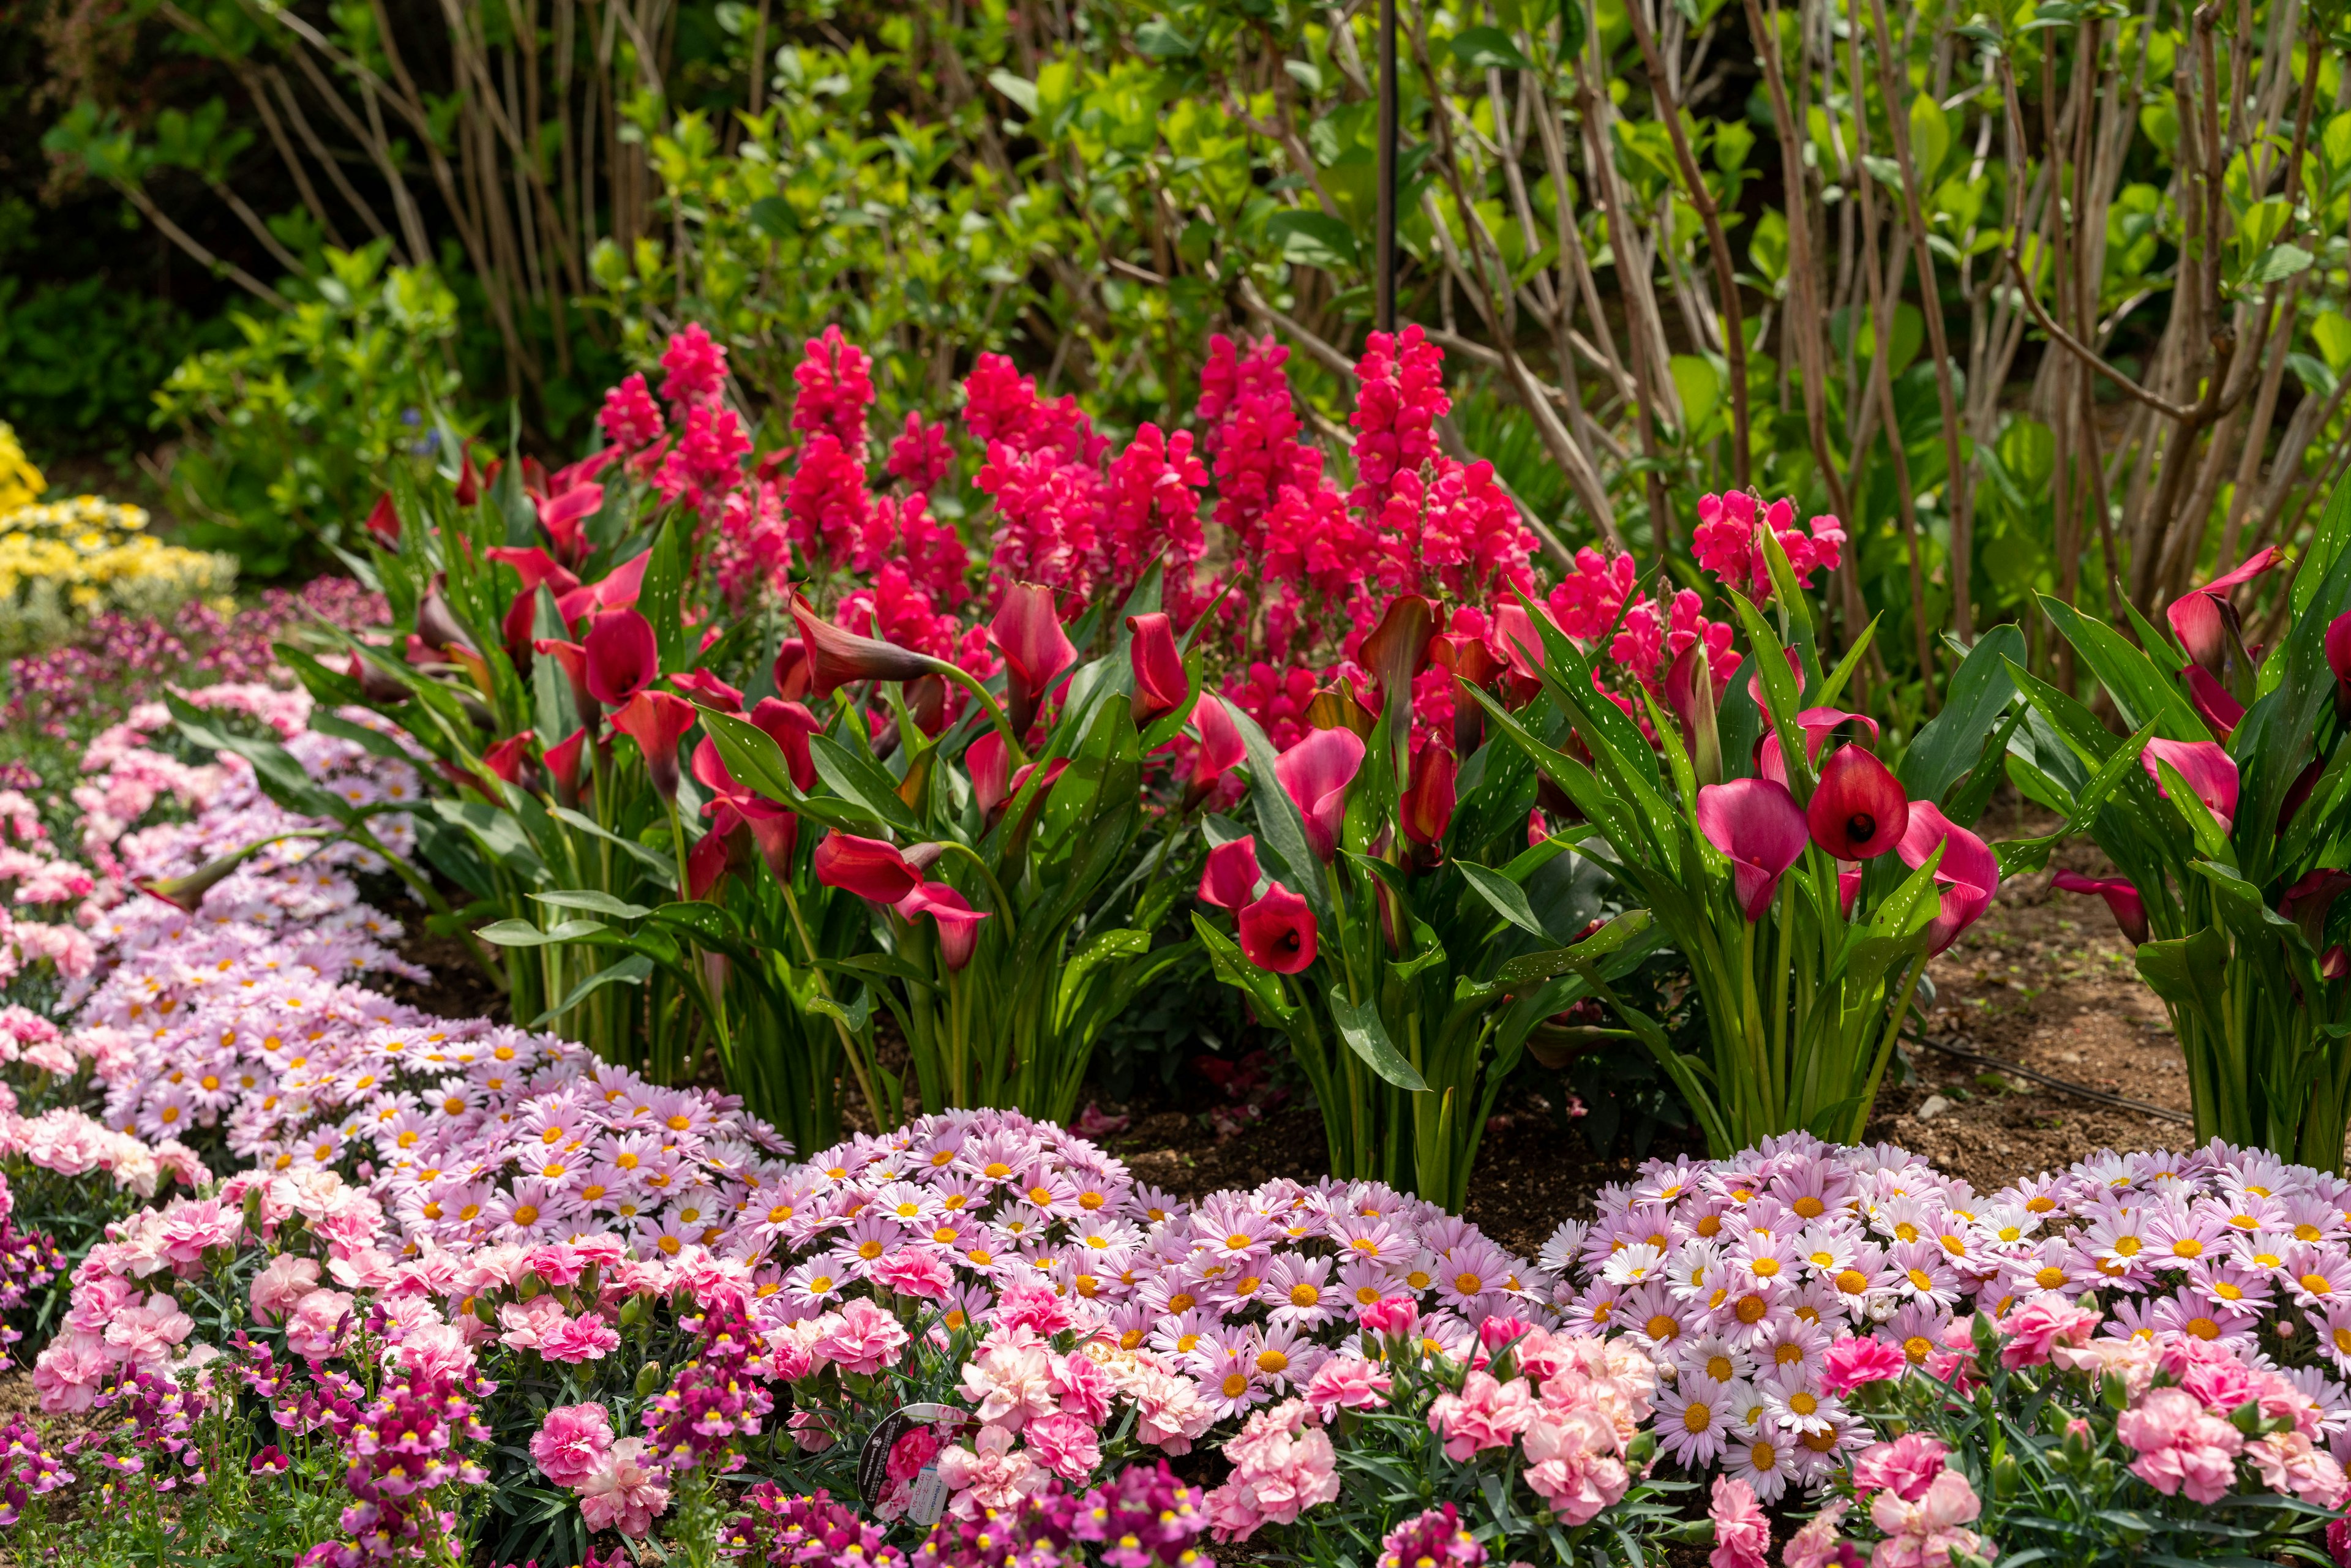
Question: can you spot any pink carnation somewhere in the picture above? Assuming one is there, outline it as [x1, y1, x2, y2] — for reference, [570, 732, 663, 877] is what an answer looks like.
[2117, 1385, 2246, 1504]
[1427, 1369, 1535, 1461]
[1708, 1474, 1770, 1568]
[1997, 1293, 2101, 1369]
[1851, 1433, 1948, 1503]
[577, 1436, 670, 1536]
[815, 1297, 910, 1377]
[531, 1402, 614, 1488]
[1823, 1335, 1909, 1395]
[1304, 1355, 1393, 1419]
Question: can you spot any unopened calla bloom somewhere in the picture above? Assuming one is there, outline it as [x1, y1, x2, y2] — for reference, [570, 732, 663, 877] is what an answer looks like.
[482, 732, 536, 786]
[1401, 739, 1457, 848]
[364, 492, 400, 545]
[2328, 612, 2351, 719]
[1666, 643, 1721, 786]
[1695, 778, 1808, 920]
[966, 730, 1013, 817]
[790, 598, 934, 696]
[1127, 613, 1188, 725]
[2142, 737, 2240, 835]
[1185, 695, 1246, 812]
[2165, 547, 2278, 673]
[748, 698, 822, 793]
[417, 574, 478, 659]
[1806, 746, 1908, 860]
[2182, 666, 2243, 740]
[772, 638, 812, 700]
[812, 833, 922, 905]
[898, 882, 989, 970]
[584, 610, 659, 707]
[1359, 594, 1436, 710]
[1199, 838, 1263, 912]
[544, 727, 590, 805]
[994, 582, 1078, 734]
[1238, 883, 1318, 973]
[610, 691, 697, 800]
[1897, 802, 1998, 955]
[536, 482, 604, 566]
[2052, 870, 2148, 945]
[1275, 727, 1366, 861]
[534, 638, 596, 721]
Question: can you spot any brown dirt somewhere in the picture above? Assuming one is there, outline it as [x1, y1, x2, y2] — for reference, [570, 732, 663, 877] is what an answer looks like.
[381, 926, 509, 1025]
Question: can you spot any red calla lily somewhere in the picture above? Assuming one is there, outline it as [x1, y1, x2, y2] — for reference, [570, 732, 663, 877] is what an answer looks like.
[534, 639, 597, 722]
[748, 698, 821, 793]
[687, 820, 734, 900]
[1185, 695, 1246, 813]
[584, 610, 660, 707]
[610, 690, 698, 800]
[1359, 594, 1436, 710]
[482, 732, 536, 786]
[1275, 727, 1366, 862]
[544, 727, 590, 805]
[1401, 739, 1457, 848]
[1237, 882, 1318, 973]
[1897, 802, 1999, 954]
[486, 546, 580, 596]
[2182, 666, 2243, 740]
[365, 492, 400, 546]
[2142, 737, 2240, 834]
[1794, 707, 1880, 762]
[536, 483, 604, 565]
[672, 669, 743, 714]
[773, 639, 812, 700]
[1837, 863, 1862, 917]
[2165, 547, 2277, 673]
[2051, 870, 2148, 945]
[790, 598, 936, 695]
[1697, 778, 1809, 920]
[812, 832, 922, 904]
[966, 730, 1013, 817]
[2280, 869, 2351, 944]
[1806, 746, 1910, 860]
[2328, 613, 2351, 720]
[417, 574, 478, 659]
[992, 582, 1078, 734]
[502, 591, 537, 674]
[897, 882, 989, 970]
[1199, 838, 1264, 911]
[1127, 612, 1188, 724]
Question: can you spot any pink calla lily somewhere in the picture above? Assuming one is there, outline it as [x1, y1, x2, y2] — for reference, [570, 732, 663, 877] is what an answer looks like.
[1127, 613, 1188, 725]
[2142, 737, 2240, 835]
[1897, 802, 1998, 955]
[1696, 778, 1809, 920]
[1795, 707, 1881, 762]
[992, 582, 1078, 735]
[2181, 666, 2243, 740]
[1806, 746, 1909, 860]
[1185, 695, 1247, 814]
[1199, 838, 1264, 911]
[1275, 727, 1367, 861]
[813, 833, 922, 905]
[896, 882, 989, 970]
[1401, 739, 1457, 848]
[2052, 870, 2148, 945]
[609, 691, 697, 800]
[1237, 883, 1317, 973]
[584, 610, 659, 707]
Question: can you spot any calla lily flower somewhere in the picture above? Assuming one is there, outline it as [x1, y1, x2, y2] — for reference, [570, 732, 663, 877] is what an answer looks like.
[672, 669, 743, 714]
[2142, 737, 2240, 835]
[610, 691, 698, 800]
[364, 492, 401, 546]
[536, 483, 604, 566]
[1127, 613, 1188, 725]
[2279, 869, 2351, 945]
[1838, 863, 1862, 917]
[2182, 666, 2243, 740]
[1667, 644, 1722, 786]
[2165, 547, 2277, 673]
[486, 546, 580, 596]
[773, 639, 812, 701]
[2052, 870, 2148, 945]
[1238, 882, 1318, 973]
[898, 882, 989, 970]
[2328, 612, 2351, 720]
[1401, 739, 1457, 848]
[1795, 707, 1880, 762]
[417, 574, 478, 659]
[482, 732, 536, 786]
[687, 818, 735, 901]
[812, 832, 922, 905]
[1185, 695, 1246, 813]
[1807, 746, 1910, 860]
[1275, 727, 1367, 861]
[1745, 647, 1803, 710]
[584, 610, 659, 707]
[345, 649, 409, 705]
[748, 698, 822, 793]
[966, 730, 1013, 817]
[1696, 778, 1809, 920]
[992, 582, 1078, 735]
[790, 598, 936, 696]
[544, 727, 590, 806]
[1494, 604, 1549, 681]
[1897, 802, 1999, 955]
[533, 638, 598, 724]
[500, 590, 539, 674]
[1199, 838, 1264, 911]
[746, 812, 801, 883]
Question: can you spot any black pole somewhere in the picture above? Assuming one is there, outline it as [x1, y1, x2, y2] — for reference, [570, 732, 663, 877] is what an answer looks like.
[1376, 0, 1398, 334]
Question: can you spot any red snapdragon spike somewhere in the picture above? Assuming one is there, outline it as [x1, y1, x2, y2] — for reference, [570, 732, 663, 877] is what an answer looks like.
[1401, 738, 1457, 848]
[1199, 837, 1264, 911]
[687, 822, 733, 901]
[812, 831, 921, 904]
[544, 727, 590, 804]
[748, 698, 821, 792]
[482, 731, 536, 786]
[746, 811, 800, 883]
[1697, 778, 1808, 920]
[1127, 612, 1188, 725]
[534, 638, 597, 722]
[417, 574, 478, 658]
[2141, 737, 2240, 834]
[610, 691, 698, 800]
[536, 483, 604, 566]
[1237, 882, 1318, 973]
[773, 638, 812, 701]
[364, 492, 401, 546]
[790, 597, 934, 695]
[584, 610, 659, 707]
[1838, 863, 1862, 917]
[1897, 801, 1999, 954]
[1359, 594, 1436, 711]
[1807, 746, 1909, 860]
[501, 590, 536, 674]
[672, 669, 743, 715]
[896, 882, 989, 970]
[1795, 707, 1880, 763]
[1275, 727, 1366, 861]
[2052, 870, 2148, 945]
[967, 729, 1012, 817]
[992, 581, 1078, 734]
[2182, 665, 2243, 740]
[486, 546, 580, 597]
[1184, 695, 1246, 812]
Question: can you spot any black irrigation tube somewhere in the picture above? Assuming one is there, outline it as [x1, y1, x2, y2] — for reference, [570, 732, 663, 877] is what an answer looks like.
[1913, 1033, 2195, 1127]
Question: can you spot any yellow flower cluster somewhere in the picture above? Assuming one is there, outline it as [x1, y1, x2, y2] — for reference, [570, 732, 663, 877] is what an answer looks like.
[0, 494, 239, 659]
[0, 423, 43, 514]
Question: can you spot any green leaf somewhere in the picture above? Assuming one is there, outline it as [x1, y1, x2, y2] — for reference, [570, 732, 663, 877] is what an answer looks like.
[2039, 596, 2205, 739]
[528, 954, 654, 1027]
[1232, 707, 1331, 926]
[986, 69, 1039, 116]
[478, 918, 610, 947]
[1493, 909, 1657, 986]
[703, 709, 801, 805]
[809, 734, 923, 836]
[1265, 209, 1361, 271]
[533, 889, 653, 919]
[1668, 354, 1721, 433]
[639, 523, 687, 673]
[550, 806, 676, 879]
[806, 986, 877, 1032]
[2135, 925, 2232, 1043]
[1131, 19, 1198, 57]
[1450, 24, 1533, 69]
[1193, 913, 1299, 1027]
[1900, 624, 2023, 809]
[2243, 243, 2314, 286]
[1328, 989, 1429, 1091]
[168, 692, 351, 823]
[1457, 861, 1548, 939]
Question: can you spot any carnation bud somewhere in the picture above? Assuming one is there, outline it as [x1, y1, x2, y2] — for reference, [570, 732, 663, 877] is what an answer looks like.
[636, 1360, 664, 1398]
[471, 1294, 497, 1327]
[517, 1272, 542, 1302]
[1970, 1311, 1998, 1354]
[240, 1184, 263, 1240]
[1990, 1451, 2019, 1498]
[620, 1294, 647, 1327]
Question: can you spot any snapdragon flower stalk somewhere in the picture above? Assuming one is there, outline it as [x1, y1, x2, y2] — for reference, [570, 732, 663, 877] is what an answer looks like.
[1471, 533, 2052, 1154]
[2034, 475, 2351, 1170]
[1194, 595, 1660, 1207]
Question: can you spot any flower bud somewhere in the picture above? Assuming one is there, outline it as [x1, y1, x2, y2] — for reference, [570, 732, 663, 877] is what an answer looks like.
[636, 1360, 666, 1398]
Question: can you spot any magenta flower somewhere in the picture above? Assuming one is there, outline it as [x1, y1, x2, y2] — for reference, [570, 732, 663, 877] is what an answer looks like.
[1238, 883, 1317, 973]
[1200, 838, 1264, 911]
[1128, 612, 1188, 724]
[2182, 666, 2243, 740]
[744, 697, 821, 793]
[2165, 547, 2278, 672]
[1275, 727, 1366, 861]
[364, 492, 400, 546]
[1401, 739, 1457, 848]
[610, 691, 697, 800]
[992, 581, 1078, 734]
[1695, 778, 1808, 920]
[544, 727, 590, 804]
[2329, 612, 2351, 716]
[896, 882, 989, 970]
[1706, 1474, 1771, 1568]
[583, 609, 659, 707]
[1794, 705, 1880, 762]
[789, 597, 934, 696]
[812, 833, 921, 905]
[536, 482, 604, 568]
[2142, 737, 2240, 835]
[966, 729, 1013, 817]
[1185, 694, 1247, 812]
[1806, 746, 1909, 860]
[2052, 870, 2148, 944]
[1896, 802, 1999, 955]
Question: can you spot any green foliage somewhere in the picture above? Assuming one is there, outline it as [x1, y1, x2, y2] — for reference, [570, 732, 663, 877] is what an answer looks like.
[0, 277, 216, 456]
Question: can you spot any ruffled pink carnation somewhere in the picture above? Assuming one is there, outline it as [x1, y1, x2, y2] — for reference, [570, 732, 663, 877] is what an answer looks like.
[1997, 1292, 2101, 1368]
[2117, 1385, 2246, 1504]
[815, 1297, 910, 1377]
[531, 1402, 614, 1488]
